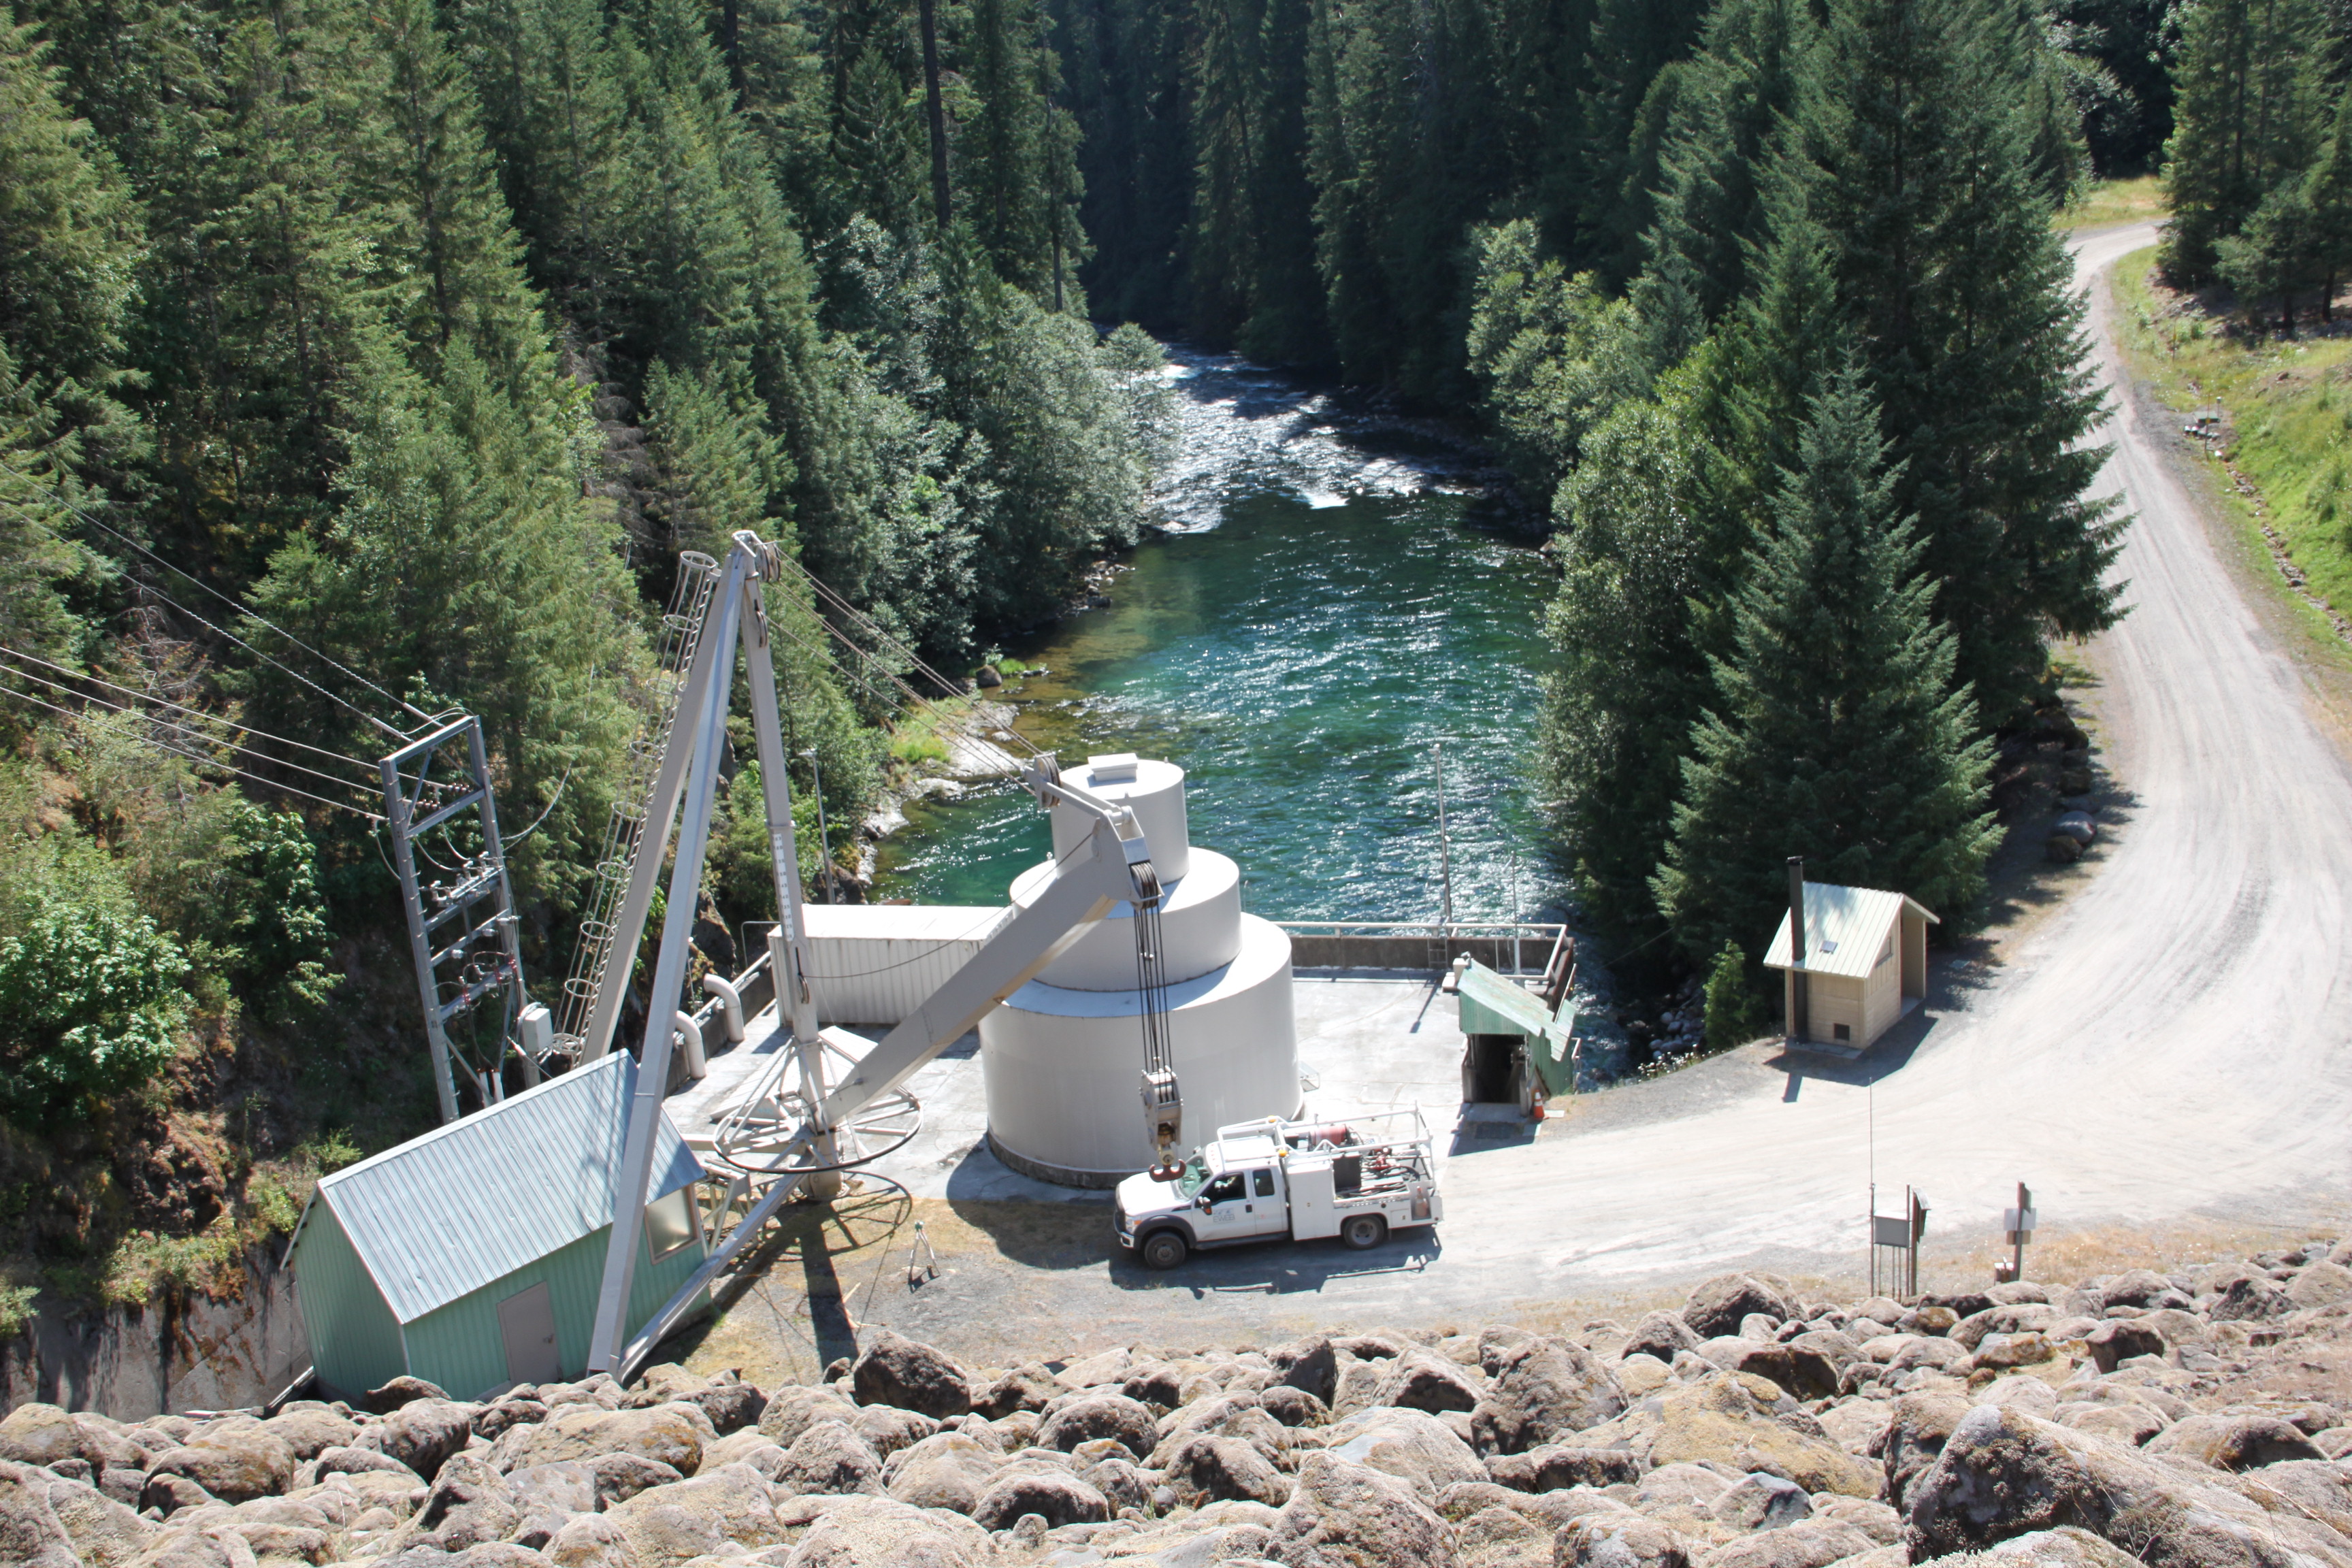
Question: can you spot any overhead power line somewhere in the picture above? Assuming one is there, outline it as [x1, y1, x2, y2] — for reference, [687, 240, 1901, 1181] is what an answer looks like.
[0, 681, 386, 821]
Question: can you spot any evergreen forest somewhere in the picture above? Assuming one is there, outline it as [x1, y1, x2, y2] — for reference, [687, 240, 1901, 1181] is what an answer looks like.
[0, 0, 2343, 1316]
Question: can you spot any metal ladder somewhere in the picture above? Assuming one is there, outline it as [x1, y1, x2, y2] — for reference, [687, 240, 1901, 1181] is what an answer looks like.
[551, 553, 725, 1061]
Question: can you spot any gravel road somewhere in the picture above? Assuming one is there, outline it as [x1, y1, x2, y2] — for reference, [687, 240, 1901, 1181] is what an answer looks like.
[1419, 221, 2352, 1299]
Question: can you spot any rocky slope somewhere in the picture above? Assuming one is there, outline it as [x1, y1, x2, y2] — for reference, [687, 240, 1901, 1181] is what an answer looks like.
[8, 1242, 2352, 1566]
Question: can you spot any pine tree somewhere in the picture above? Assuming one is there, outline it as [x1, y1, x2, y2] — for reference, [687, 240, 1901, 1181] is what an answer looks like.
[1573, 0, 1712, 280]
[2161, 0, 2328, 284]
[2307, 86, 2352, 316]
[1654, 368, 1997, 963]
[1806, 0, 2124, 721]
[1639, 0, 1824, 325]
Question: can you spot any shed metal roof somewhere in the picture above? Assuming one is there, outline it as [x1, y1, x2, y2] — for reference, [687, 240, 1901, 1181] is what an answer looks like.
[1763, 883, 1938, 981]
[306, 1053, 704, 1324]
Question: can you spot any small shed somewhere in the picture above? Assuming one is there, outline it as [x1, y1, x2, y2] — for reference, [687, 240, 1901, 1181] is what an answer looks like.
[1454, 958, 1578, 1108]
[1763, 881, 1937, 1051]
[287, 1051, 709, 1401]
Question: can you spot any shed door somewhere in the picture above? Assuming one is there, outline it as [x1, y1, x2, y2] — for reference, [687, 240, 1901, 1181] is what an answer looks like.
[496, 1281, 561, 1385]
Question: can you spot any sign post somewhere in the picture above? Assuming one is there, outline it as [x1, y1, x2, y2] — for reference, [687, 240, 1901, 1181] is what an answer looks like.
[2003, 1182, 2037, 1283]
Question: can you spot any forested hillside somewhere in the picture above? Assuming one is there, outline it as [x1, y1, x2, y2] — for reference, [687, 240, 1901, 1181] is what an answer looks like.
[0, 0, 1162, 1316]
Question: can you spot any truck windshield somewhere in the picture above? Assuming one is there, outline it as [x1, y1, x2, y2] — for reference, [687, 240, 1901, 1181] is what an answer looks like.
[1173, 1156, 1212, 1198]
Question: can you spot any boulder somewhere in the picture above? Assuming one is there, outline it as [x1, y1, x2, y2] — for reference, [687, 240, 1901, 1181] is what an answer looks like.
[357, 1399, 479, 1482]
[1470, 1337, 1628, 1455]
[1903, 1401, 2352, 1566]
[2289, 1262, 2352, 1311]
[391, 1453, 521, 1553]
[1881, 1393, 1970, 1512]
[583, 1452, 682, 1507]
[755, 1385, 859, 1448]
[780, 1493, 992, 1566]
[1684, 1275, 1800, 1339]
[1627, 1313, 1703, 1365]
[1974, 1333, 2058, 1371]
[849, 1328, 973, 1420]
[1377, 1349, 1486, 1415]
[144, 1431, 295, 1506]
[767, 1420, 883, 1497]
[1976, 1525, 2146, 1568]
[1808, 1494, 1902, 1546]
[0, 1405, 140, 1472]
[1556, 1510, 1697, 1568]
[1478, 1328, 1539, 1377]
[1081, 1455, 1152, 1514]
[544, 1511, 631, 1568]
[491, 1405, 705, 1478]
[1122, 1360, 1189, 1407]
[2055, 1403, 2169, 1447]
[1036, 1394, 1158, 1460]
[970, 1467, 1110, 1530]
[1162, 1433, 1292, 1508]
[257, 1407, 355, 1464]
[1711, 1473, 1812, 1532]
[2099, 1272, 2174, 1311]
[849, 1403, 938, 1458]
[20, 1467, 154, 1568]
[1262, 1386, 1332, 1428]
[1695, 1519, 1874, 1568]
[1269, 1452, 1460, 1568]
[1322, 1407, 1488, 1503]
[0, 1459, 93, 1568]
[2210, 1274, 2295, 1322]
[310, 1446, 424, 1484]
[973, 1364, 1060, 1419]
[1484, 1445, 1643, 1492]
[1631, 1463, 1736, 1525]
[1615, 1375, 1880, 1499]
[2085, 1321, 2167, 1374]
[365, 1376, 452, 1414]
[1695, 1340, 1840, 1401]
[882, 1431, 1001, 1514]
[1454, 1503, 1551, 1568]
[600, 1463, 785, 1568]
[1950, 1305, 2057, 1352]
[1270, 1334, 1342, 1406]
[2144, 1414, 2323, 1471]
[505, 1460, 599, 1548]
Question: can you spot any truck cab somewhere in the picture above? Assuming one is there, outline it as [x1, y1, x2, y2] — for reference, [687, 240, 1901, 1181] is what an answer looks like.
[1112, 1113, 1441, 1269]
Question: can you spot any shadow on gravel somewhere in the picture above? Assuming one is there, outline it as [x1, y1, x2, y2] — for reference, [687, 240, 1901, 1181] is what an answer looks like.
[1105, 1228, 1446, 1298]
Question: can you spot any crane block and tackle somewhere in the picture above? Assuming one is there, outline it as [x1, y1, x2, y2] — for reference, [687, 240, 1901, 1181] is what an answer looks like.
[574, 531, 1194, 1377]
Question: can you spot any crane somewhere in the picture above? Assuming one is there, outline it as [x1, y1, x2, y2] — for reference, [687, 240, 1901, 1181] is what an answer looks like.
[577, 532, 1181, 1377]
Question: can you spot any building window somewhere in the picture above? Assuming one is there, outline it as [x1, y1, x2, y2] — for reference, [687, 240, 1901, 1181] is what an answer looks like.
[645, 1188, 700, 1260]
[1833, 1024, 1852, 1042]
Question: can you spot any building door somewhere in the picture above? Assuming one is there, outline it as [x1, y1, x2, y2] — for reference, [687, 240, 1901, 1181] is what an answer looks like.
[496, 1281, 561, 1385]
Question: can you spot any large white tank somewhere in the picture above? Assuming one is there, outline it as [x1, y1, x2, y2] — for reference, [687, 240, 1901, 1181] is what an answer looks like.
[982, 755, 1300, 1186]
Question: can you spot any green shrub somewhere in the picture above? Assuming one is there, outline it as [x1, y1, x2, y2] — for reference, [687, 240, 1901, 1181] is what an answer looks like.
[0, 883, 191, 1126]
[0, 1282, 35, 1341]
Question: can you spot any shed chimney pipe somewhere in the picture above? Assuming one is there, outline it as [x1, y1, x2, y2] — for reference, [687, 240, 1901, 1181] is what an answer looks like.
[1787, 856, 1809, 1042]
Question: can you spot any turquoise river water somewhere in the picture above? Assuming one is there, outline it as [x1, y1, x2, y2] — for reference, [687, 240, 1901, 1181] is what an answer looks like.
[872, 349, 1569, 924]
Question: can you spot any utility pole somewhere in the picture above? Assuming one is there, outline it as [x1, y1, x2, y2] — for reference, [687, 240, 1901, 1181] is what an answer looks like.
[1432, 742, 1453, 932]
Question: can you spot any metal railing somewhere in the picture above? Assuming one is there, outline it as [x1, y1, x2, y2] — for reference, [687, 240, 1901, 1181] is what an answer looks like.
[1274, 919, 1569, 977]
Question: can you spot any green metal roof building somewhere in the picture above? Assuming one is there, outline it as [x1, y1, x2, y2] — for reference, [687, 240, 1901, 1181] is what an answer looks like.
[286, 1052, 710, 1401]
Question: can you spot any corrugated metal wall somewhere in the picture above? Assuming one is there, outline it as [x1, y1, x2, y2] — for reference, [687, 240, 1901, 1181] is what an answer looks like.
[400, 1222, 709, 1399]
[288, 1207, 406, 1401]
[803, 906, 1004, 1024]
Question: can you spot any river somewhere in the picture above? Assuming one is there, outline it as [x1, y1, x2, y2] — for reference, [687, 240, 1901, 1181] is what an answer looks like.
[872, 348, 1571, 928]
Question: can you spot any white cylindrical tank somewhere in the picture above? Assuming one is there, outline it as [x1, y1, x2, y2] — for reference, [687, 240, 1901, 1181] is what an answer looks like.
[982, 753, 1299, 1186]
[1049, 755, 1191, 881]
[983, 915, 1298, 1184]
[1009, 849, 1242, 990]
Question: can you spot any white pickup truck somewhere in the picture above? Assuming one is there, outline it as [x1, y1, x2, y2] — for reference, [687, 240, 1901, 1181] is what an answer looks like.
[1112, 1111, 1443, 1269]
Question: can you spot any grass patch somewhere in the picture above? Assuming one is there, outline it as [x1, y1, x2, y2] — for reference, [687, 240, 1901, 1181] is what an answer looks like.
[2112, 248, 2352, 642]
[888, 693, 993, 770]
[2061, 175, 2166, 231]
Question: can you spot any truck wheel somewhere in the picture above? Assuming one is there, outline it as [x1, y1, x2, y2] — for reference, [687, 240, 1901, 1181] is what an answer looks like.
[1140, 1230, 1188, 1270]
[1340, 1213, 1387, 1250]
